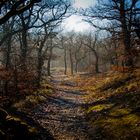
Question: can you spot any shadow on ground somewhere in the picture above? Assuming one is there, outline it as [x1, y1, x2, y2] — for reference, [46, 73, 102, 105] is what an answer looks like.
[0, 108, 54, 140]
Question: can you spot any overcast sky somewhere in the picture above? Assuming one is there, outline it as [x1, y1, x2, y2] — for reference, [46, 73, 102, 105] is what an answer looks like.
[62, 0, 97, 33]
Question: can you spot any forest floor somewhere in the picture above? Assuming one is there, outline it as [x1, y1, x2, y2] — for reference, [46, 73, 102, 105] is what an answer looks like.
[31, 73, 92, 140]
[1, 69, 140, 140]
[28, 69, 140, 140]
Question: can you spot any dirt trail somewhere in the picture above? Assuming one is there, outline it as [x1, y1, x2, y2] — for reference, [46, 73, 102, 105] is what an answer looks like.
[32, 74, 91, 140]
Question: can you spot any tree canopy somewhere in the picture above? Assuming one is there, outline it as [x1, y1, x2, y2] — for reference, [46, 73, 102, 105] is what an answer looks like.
[0, 0, 41, 25]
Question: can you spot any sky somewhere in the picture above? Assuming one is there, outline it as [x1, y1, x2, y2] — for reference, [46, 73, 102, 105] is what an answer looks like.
[73, 0, 96, 9]
[63, 15, 91, 32]
[63, 0, 97, 33]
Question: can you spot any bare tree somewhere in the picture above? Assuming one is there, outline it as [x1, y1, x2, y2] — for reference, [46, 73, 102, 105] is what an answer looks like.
[0, 0, 41, 25]
[83, 0, 140, 67]
[0, 0, 71, 94]
[66, 32, 76, 75]
[83, 33, 99, 73]
[74, 34, 88, 73]
[58, 35, 68, 75]
[33, 0, 70, 86]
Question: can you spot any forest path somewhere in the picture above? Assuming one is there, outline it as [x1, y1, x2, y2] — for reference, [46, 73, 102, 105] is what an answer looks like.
[32, 73, 91, 140]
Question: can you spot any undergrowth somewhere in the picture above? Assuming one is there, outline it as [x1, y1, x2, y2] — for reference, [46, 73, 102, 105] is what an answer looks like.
[12, 82, 54, 113]
[82, 68, 140, 140]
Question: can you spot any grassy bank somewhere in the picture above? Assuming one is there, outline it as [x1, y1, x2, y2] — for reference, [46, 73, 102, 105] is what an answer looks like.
[81, 69, 140, 140]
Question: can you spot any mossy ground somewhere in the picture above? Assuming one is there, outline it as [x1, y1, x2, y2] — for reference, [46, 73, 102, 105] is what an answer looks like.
[12, 81, 54, 113]
[80, 69, 140, 140]
[0, 108, 53, 140]
[0, 81, 54, 140]
[0, 109, 37, 140]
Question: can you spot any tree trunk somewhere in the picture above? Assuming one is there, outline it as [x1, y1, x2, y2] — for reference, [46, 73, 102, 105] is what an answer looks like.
[21, 29, 28, 66]
[47, 47, 53, 76]
[37, 48, 43, 88]
[75, 61, 78, 73]
[64, 46, 67, 75]
[20, 14, 28, 68]
[13, 64, 19, 95]
[5, 36, 12, 68]
[74, 52, 79, 73]
[69, 48, 73, 75]
[47, 59, 51, 76]
[120, 0, 133, 66]
[93, 50, 99, 73]
[4, 35, 12, 96]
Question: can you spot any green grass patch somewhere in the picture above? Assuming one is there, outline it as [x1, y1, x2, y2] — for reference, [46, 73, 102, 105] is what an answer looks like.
[0, 109, 38, 139]
[90, 109, 140, 139]
[34, 88, 53, 95]
[12, 81, 54, 113]
[12, 94, 46, 112]
[87, 104, 113, 113]
[85, 69, 140, 139]
[109, 108, 131, 117]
